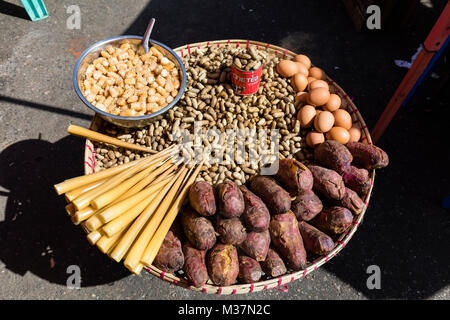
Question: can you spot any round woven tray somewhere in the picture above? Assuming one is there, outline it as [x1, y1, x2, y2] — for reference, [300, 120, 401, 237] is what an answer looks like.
[83, 39, 375, 295]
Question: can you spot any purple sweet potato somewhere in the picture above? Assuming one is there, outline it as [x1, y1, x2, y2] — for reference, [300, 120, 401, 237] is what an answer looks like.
[311, 206, 353, 235]
[314, 140, 352, 174]
[261, 248, 287, 277]
[183, 243, 208, 288]
[249, 176, 291, 214]
[154, 231, 184, 273]
[275, 159, 314, 193]
[217, 180, 245, 218]
[207, 244, 239, 286]
[291, 190, 323, 221]
[238, 256, 262, 284]
[215, 217, 247, 245]
[269, 211, 307, 270]
[345, 142, 389, 169]
[334, 187, 365, 215]
[189, 181, 216, 216]
[342, 165, 371, 194]
[182, 208, 216, 250]
[239, 229, 271, 261]
[298, 221, 335, 255]
[240, 186, 270, 232]
[308, 165, 346, 200]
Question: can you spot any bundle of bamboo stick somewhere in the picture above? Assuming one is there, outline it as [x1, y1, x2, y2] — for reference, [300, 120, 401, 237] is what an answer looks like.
[54, 145, 203, 275]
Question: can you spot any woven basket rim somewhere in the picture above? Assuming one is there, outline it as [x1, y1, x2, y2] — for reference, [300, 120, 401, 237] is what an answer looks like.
[83, 39, 375, 295]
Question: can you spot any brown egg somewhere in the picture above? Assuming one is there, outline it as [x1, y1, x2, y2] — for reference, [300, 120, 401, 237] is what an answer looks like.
[308, 79, 329, 91]
[306, 131, 325, 148]
[348, 126, 361, 142]
[307, 87, 330, 106]
[295, 91, 308, 103]
[309, 67, 326, 80]
[293, 54, 311, 69]
[326, 127, 350, 144]
[314, 110, 334, 133]
[294, 62, 309, 76]
[323, 94, 341, 112]
[291, 73, 308, 92]
[297, 105, 316, 127]
[277, 60, 298, 78]
[333, 109, 352, 130]
[307, 77, 317, 85]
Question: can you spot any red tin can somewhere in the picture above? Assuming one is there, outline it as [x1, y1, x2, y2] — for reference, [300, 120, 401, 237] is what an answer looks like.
[231, 63, 263, 95]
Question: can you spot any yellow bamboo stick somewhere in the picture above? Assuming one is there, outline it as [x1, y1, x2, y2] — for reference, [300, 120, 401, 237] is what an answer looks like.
[117, 158, 178, 200]
[84, 174, 173, 232]
[91, 156, 177, 210]
[65, 203, 76, 216]
[102, 186, 161, 237]
[83, 156, 179, 231]
[71, 206, 96, 224]
[65, 178, 108, 202]
[54, 145, 175, 195]
[67, 125, 156, 154]
[87, 230, 102, 245]
[72, 155, 158, 211]
[141, 162, 203, 267]
[90, 165, 155, 210]
[98, 175, 173, 224]
[97, 226, 128, 254]
[109, 169, 185, 263]
[130, 263, 144, 275]
[151, 158, 183, 185]
[123, 167, 189, 272]
[54, 157, 145, 195]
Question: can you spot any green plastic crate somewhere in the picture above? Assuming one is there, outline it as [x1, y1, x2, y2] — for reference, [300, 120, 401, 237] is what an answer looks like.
[20, 0, 49, 21]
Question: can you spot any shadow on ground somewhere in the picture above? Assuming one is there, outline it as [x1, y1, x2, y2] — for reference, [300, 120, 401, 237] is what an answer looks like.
[0, 137, 129, 286]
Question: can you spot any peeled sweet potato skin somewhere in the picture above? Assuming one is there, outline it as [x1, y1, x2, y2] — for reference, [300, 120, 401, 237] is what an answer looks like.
[261, 248, 287, 277]
[189, 181, 216, 216]
[345, 142, 389, 169]
[183, 243, 208, 288]
[217, 180, 245, 218]
[249, 176, 291, 214]
[239, 229, 271, 261]
[308, 165, 346, 200]
[207, 244, 239, 286]
[342, 166, 371, 195]
[240, 186, 270, 232]
[334, 187, 365, 215]
[314, 140, 352, 174]
[311, 206, 353, 235]
[269, 211, 307, 270]
[275, 159, 314, 194]
[291, 190, 323, 221]
[238, 256, 262, 284]
[182, 208, 216, 250]
[215, 217, 247, 245]
[154, 231, 184, 274]
[299, 221, 335, 255]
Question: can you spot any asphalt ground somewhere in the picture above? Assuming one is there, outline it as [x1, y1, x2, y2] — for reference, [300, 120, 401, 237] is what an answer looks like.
[0, 0, 448, 300]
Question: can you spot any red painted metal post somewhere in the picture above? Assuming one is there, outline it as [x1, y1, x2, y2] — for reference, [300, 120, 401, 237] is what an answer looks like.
[371, 2, 450, 143]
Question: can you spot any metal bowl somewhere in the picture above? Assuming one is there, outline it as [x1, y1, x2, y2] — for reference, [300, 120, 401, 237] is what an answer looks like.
[73, 35, 186, 128]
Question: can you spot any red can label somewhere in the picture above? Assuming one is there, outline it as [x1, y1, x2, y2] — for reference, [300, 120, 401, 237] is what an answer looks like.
[231, 63, 263, 95]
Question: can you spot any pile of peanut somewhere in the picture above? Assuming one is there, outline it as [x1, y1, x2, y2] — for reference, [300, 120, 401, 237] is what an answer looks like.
[93, 44, 313, 185]
[82, 42, 180, 117]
